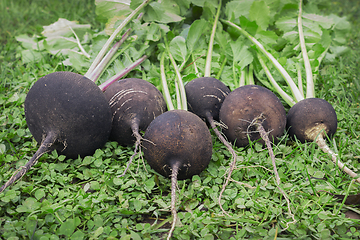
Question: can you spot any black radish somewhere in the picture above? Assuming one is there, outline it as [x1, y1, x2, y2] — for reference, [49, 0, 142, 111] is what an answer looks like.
[286, 98, 337, 143]
[219, 85, 287, 148]
[143, 47, 213, 239]
[0, 72, 112, 193]
[286, 98, 360, 182]
[218, 84, 287, 214]
[143, 109, 212, 238]
[185, 77, 230, 123]
[104, 78, 167, 176]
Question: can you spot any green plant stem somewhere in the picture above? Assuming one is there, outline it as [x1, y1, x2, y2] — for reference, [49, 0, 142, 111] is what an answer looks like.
[257, 53, 296, 106]
[160, 52, 175, 111]
[204, 0, 222, 77]
[85, 0, 150, 78]
[248, 64, 254, 85]
[216, 57, 227, 80]
[89, 29, 131, 82]
[223, 20, 304, 103]
[298, 0, 314, 98]
[165, 39, 187, 111]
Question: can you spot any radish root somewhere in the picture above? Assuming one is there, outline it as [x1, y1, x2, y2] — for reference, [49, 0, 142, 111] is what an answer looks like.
[118, 130, 143, 177]
[168, 162, 180, 240]
[209, 117, 237, 217]
[316, 133, 360, 183]
[0, 132, 57, 193]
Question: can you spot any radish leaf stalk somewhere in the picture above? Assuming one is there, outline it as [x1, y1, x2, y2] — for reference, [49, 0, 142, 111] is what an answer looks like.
[85, 0, 151, 77]
[204, 0, 222, 77]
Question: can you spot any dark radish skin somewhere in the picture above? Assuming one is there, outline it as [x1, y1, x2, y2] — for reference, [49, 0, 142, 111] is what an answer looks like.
[185, 77, 237, 215]
[143, 110, 213, 239]
[185, 77, 230, 122]
[218, 85, 287, 214]
[287, 98, 360, 183]
[0, 72, 112, 193]
[286, 98, 337, 143]
[104, 78, 167, 176]
[220, 85, 286, 148]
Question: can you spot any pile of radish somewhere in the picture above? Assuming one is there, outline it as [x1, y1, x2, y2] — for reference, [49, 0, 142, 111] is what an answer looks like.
[1, 0, 356, 238]
[223, 0, 359, 183]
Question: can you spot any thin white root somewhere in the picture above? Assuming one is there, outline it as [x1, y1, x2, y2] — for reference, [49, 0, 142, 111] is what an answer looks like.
[167, 163, 180, 240]
[209, 118, 237, 217]
[316, 134, 360, 184]
[253, 115, 296, 231]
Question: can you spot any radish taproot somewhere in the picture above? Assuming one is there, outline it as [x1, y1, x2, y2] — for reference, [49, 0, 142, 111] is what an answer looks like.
[0, 72, 112, 193]
[223, 0, 360, 183]
[142, 50, 212, 239]
[104, 78, 167, 176]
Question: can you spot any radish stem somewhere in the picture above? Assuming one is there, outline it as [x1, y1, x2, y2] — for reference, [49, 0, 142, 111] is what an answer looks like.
[89, 29, 131, 82]
[165, 40, 187, 111]
[160, 52, 175, 111]
[85, 0, 150, 77]
[204, 0, 222, 77]
[223, 20, 304, 103]
[98, 55, 147, 91]
[298, 0, 314, 98]
[257, 54, 296, 106]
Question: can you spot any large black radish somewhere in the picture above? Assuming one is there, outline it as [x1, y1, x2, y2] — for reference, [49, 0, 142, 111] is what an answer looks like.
[0, 72, 112, 193]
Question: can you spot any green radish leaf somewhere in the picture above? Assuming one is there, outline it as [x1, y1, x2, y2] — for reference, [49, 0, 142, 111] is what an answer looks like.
[249, 0, 270, 30]
[143, 1, 183, 23]
[255, 30, 278, 45]
[186, 19, 207, 54]
[225, 0, 254, 20]
[95, 0, 131, 23]
[275, 17, 297, 32]
[169, 36, 187, 62]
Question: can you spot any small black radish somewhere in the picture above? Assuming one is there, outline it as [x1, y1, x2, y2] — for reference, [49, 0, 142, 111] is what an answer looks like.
[104, 78, 167, 176]
[0, 72, 112, 193]
[185, 77, 230, 123]
[286, 98, 360, 182]
[143, 110, 212, 180]
[143, 110, 213, 239]
[286, 98, 337, 143]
